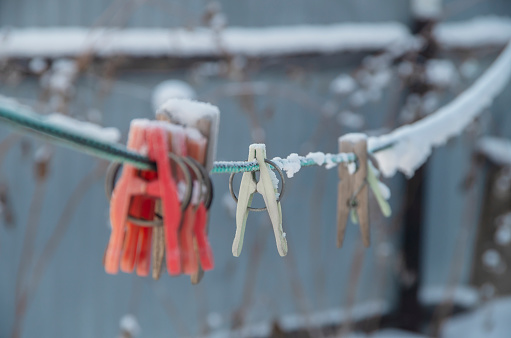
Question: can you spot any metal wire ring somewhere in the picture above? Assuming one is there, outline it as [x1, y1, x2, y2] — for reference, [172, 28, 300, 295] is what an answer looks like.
[228, 159, 285, 212]
[186, 157, 214, 209]
[104, 153, 193, 227]
[180, 157, 204, 209]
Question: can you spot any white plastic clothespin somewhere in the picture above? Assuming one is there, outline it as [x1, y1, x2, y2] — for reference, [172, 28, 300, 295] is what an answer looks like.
[232, 144, 288, 257]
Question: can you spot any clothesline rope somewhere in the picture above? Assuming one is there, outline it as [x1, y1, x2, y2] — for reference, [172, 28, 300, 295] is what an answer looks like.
[0, 98, 393, 174]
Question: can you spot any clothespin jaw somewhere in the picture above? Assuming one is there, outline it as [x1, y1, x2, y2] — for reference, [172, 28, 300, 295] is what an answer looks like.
[337, 134, 369, 248]
[232, 144, 288, 257]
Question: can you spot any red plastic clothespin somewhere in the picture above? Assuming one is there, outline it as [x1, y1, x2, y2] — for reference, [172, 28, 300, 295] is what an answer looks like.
[121, 189, 156, 276]
[186, 133, 214, 271]
[105, 121, 183, 276]
[166, 127, 198, 275]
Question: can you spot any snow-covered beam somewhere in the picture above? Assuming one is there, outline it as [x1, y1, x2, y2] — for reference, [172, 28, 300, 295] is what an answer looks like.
[0, 17, 509, 60]
[0, 23, 409, 59]
[435, 16, 511, 50]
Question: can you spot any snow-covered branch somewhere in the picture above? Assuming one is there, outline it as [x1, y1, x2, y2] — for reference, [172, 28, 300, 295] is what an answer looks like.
[368, 41, 511, 177]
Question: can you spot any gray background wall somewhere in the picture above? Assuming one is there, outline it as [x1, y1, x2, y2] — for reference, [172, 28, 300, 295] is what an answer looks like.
[0, 1, 511, 337]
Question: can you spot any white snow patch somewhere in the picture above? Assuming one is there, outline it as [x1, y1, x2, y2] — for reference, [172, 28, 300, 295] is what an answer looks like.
[495, 222, 511, 246]
[279, 300, 389, 331]
[156, 98, 219, 126]
[274, 153, 301, 178]
[346, 162, 357, 175]
[267, 165, 280, 197]
[119, 314, 141, 337]
[476, 136, 511, 166]
[46, 114, 121, 143]
[40, 59, 78, 94]
[435, 16, 511, 49]
[330, 74, 357, 95]
[368, 41, 511, 177]
[411, 0, 442, 19]
[420, 285, 480, 308]
[425, 59, 458, 88]
[151, 80, 196, 111]
[482, 249, 506, 274]
[442, 296, 511, 338]
[271, 150, 357, 178]
[305, 152, 326, 166]
[28, 57, 47, 74]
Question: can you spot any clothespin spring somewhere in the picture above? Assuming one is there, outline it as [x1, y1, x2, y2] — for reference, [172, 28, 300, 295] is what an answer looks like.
[228, 158, 286, 211]
[104, 153, 214, 226]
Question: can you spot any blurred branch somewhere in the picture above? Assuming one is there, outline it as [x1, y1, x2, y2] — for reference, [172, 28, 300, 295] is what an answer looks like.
[11, 162, 106, 338]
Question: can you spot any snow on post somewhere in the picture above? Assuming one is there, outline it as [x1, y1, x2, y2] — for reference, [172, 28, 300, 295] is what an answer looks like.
[368, 41, 511, 178]
[411, 0, 442, 20]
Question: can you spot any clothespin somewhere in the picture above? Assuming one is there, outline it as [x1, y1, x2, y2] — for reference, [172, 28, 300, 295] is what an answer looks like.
[337, 133, 369, 248]
[105, 122, 146, 275]
[105, 121, 185, 275]
[185, 130, 214, 273]
[151, 124, 188, 279]
[156, 99, 220, 284]
[232, 144, 288, 257]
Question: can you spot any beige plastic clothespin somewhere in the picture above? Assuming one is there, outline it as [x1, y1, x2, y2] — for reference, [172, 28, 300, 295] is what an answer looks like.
[232, 144, 288, 257]
[337, 133, 370, 248]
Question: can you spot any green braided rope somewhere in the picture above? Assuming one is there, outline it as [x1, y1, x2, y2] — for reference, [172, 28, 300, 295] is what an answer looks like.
[0, 99, 392, 174]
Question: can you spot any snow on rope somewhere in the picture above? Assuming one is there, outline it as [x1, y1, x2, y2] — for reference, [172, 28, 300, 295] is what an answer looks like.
[368, 40, 511, 178]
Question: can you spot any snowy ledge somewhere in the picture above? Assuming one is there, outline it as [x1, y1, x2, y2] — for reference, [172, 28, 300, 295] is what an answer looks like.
[0, 23, 409, 58]
[1, 17, 509, 59]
